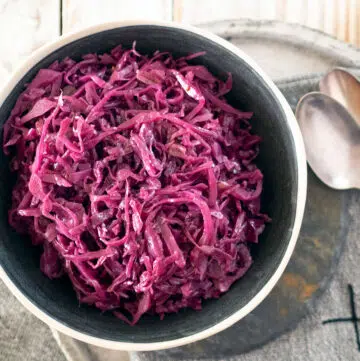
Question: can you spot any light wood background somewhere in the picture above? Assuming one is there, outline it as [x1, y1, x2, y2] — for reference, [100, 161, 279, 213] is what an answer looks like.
[0, 0, 359, 84]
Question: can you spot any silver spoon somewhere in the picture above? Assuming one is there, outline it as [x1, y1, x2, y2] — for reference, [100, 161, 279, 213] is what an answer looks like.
[296, 92, 360, 190]
[319, 68, 360, 126]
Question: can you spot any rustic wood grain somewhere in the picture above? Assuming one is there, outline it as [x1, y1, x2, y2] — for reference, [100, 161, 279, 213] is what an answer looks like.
[62, 0, 172, 33]
[173, 0, 276, 23]
[173, 0, 360, 47]
[0, 0, 358, 72]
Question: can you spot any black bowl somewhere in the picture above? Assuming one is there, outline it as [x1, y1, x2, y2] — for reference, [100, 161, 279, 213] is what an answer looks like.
[0, 22, 307, 350]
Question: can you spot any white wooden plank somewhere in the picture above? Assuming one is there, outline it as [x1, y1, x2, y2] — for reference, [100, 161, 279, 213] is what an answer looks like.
[334, 0, 359, 45]
[0, 0, 60, 84]
[258, 0, 277, 20]
[281, 0, 307, 25]
[305, 0, 323, 30]
[336, 0, 348, 42]
[63, 0, 172, 33]
[347, 0, 359, 45]
[323, 0, 337, 36]
[63, 0, 360, 48]
[322, 0, 360, 47]
[173, 0, 276, 23]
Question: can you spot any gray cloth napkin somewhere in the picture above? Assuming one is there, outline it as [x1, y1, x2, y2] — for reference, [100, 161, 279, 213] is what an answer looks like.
[0, 280, 66, 361]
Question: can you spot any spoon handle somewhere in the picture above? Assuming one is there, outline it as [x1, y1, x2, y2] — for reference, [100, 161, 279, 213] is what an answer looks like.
[276, 69, 360, 112]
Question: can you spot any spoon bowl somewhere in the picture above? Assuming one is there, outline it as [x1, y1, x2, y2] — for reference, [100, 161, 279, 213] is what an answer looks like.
[296, 92, 360, 190]
[319, 68, 360, 126]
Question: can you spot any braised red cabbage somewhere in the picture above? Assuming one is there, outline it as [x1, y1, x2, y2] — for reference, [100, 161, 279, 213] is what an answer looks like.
[3, 44, 269, 324]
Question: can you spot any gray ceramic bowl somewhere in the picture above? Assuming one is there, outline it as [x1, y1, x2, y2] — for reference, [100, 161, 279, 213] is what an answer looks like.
[0, 21, 307, 351]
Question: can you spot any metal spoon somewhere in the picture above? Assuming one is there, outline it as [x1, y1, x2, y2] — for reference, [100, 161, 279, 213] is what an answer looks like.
[296, 92, 360, 190]
[319, 68, 360, 126]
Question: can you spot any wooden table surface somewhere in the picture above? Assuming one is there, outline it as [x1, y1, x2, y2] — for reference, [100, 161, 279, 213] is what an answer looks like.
[0, 0, 359, 85]
[0, 0, 360, 86]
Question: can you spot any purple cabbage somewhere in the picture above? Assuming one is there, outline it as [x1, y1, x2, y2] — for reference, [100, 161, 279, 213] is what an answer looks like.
[3, 44, 269, 325]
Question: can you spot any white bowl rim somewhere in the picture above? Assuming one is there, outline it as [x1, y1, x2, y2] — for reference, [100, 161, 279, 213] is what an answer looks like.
[0, 19, 307, 351]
